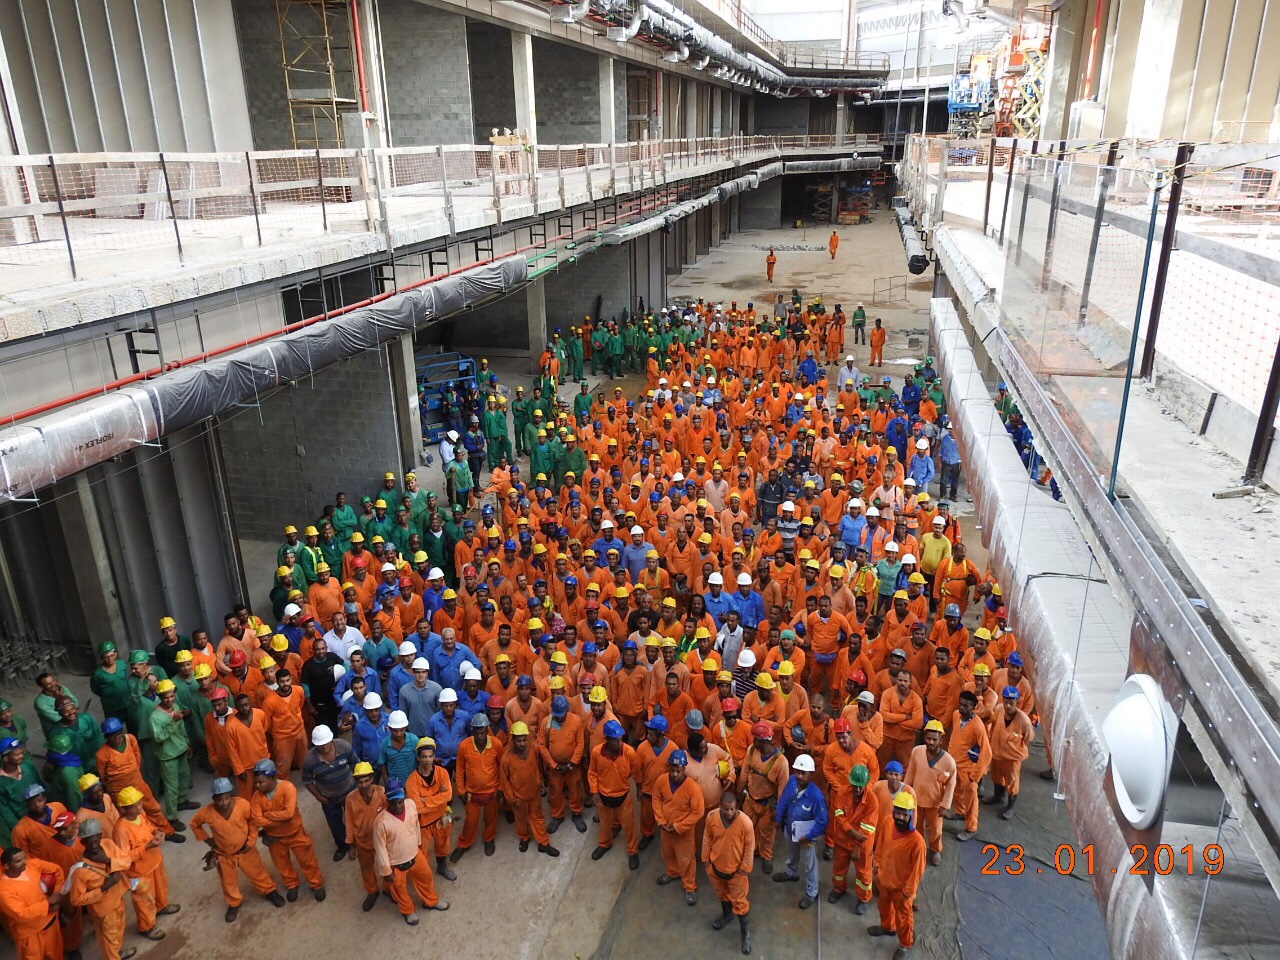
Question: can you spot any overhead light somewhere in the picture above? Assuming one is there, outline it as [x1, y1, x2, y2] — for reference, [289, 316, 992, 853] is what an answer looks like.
[1102, 674, 1178, 830]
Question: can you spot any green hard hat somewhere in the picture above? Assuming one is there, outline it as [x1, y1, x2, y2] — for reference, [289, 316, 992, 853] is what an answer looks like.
[849, 764, 871, 788]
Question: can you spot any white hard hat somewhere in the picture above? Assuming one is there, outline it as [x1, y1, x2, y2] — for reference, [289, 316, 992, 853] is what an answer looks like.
[462, 665, 481, 681]
[916, 439, 929, 449]
[866, 507, 880, 517]
[283, 603, 301, 617]
[398, 641, 417, 656]
[332, 664, 346, 681]
[904, 478, 917, 487]
[849, 498, 864, 510]
[737, 572, 753, 586]
[672, 472, 685, 483]
[381, 562, 396, 573]
[659, 378, 668, 385]
[793, 754, 816, 773]
[857, 691, 876, 705]
[311, 725, 334, 746]
[737, 649, 757, 668]
[411, 657, 430, 671]
[427, 567, 445, 581]
[387, 710, 409, 729]
[933, 516, 947, 525]
[446, 430, 460, 442]
[708, 376, 716, 384]
[601, 519, 614, 529]
[846, 355, 855, 362]
[708, 572, 724, 586]
[439, 688, 459, 703]
[885, 541, 899, 552]
[362, 693, 383, 710]
[781, 501, 795, 512]
[902, 553, 917, 564]
[630, 525, 645, 536]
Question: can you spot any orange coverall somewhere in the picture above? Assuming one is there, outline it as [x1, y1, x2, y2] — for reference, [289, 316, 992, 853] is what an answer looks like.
[946, 713, 992, 832]
[112, 814, 170, 932]
[189, 798, 278, 906]
[989, 707, 1035, 797]
[878, 688, 923, 769]
[877, 821, 926, 948]
[456, 736, 504, 849]
[538, 712, 585, 820]
[0, 858, 63, 960]
[405, 765, 453, 859]
[737, 746, 789, 862]
[701, 809, 754, 915]
[67, 842, 131, 960]
[588, 742, 639, 855]
[250, 780, 324, 891]
[498, 745, 550, 846]
[260, 687, 307, 776]
[869, 324, 886, 367]
[828, 783, 879, 902]
[93, 738, 172, 836]
[904, 745, 957, 854]
[373, 804, 439, 913]
[343, 785, 387, 894]
[636, 737, 677, 839]
[652, 773, 705, 892]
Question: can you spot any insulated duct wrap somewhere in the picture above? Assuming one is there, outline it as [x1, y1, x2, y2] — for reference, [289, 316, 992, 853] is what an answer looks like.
[931, 298, 1188, 960]
[0, 257, 527, 503]
[782, 159, 881, 173]
[894, 203, 929, 274]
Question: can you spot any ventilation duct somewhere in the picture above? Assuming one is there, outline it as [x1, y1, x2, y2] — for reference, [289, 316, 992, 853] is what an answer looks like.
[607, 7, 645, 41]
[663, 42, 690, 62]
[552, 0, 591, 22]
[893, 199, 930, 274]
[0, 257, 528, 504]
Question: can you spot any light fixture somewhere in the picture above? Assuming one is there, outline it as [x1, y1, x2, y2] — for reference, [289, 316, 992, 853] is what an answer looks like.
[1101, 673, 1177, 831]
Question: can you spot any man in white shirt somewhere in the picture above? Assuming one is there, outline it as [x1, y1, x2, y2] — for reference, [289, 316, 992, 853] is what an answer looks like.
[836, 356, 861, 391]
[323, 611, 361, 662]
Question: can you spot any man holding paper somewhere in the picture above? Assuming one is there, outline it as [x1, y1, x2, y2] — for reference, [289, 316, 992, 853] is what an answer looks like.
[771, 753, 828, 909]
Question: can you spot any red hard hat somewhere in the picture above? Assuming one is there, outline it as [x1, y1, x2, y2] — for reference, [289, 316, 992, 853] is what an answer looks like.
[487, 695, 505, 709]
[720, 697, 740, 712]
[848, 669, 868, 686]
[832, 718, 852, 734]
[750, 721, 773, 739]
[228, 651, 247, 668]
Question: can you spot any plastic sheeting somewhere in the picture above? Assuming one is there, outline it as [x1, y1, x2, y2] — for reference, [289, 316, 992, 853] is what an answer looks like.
[0, 256, 526, 503]
[781, 158, 881, 173]
[894, 202, 929, 274]
[932, 297, 1187, 960]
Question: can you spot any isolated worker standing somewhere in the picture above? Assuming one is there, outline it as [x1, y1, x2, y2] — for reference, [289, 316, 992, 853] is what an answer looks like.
[765, 249, 777, 283]
[869, 317, 886, 367]
[828, 231, 840, 260]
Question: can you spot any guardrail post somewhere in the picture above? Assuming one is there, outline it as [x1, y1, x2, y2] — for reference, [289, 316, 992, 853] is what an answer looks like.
[244, 152, 264, 246]
[1076, 140, 1119, 327]
[1138, 141, 1194, 379]
[997, 138, 1018, 247]
[46, 156, 77, 280]
[437, 145, 455, 235]
[981, 138, 996, 235]
[315, 149, 328, 231]
[557, 149, 566, 208]
[584, 145, 593, 201]
[158, 152, 185, 263]
[490, 145, 502, 223]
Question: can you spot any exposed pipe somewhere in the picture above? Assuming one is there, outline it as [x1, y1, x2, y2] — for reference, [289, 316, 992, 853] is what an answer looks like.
[691, 54, 710, 69]
[552, 0, 592, 22]
[349, 0, 370, 113]
[608, 6, 645, 41]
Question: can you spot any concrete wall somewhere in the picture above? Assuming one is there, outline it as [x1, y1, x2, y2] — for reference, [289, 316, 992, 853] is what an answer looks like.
[740, 178, 783, 229]
[753, 98, 811, 136]
[452, 291, 531, 356]
[533, 39, 603, 144]
[614, 60, 628, 143]
[216, 346, 404, 540]
[467, 21, 517, 143]
[380, 0, 474, 145]
[546, 243, 633, 325]
[234, 0, 294, 150]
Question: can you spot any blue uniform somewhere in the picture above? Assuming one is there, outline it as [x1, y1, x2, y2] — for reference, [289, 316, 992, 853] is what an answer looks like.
[428, 645, 481, 691]
[352, 713, 390, 763]
[729, 589, 766, 630]
[424, 710, 470, 766]
[703, 589, 736, 627]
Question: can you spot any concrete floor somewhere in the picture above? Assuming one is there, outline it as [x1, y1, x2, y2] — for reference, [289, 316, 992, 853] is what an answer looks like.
[5, 216, 1110, 960]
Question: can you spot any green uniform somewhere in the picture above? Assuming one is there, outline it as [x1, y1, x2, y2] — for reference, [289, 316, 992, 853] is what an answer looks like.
[318, 536, 344, 571]
[128, 668, 168, 795]
[607, 331, 624, 377]
[927, 384, 947, 417]
[422, 529, 451, 580]
[0, 715, 28, 745]
[512, 397, 534, 455]
[573, 391, 592, 421]
[483, 408, 512, 467]
[150, 707, 191, 819]
[389, 522, 414, 557]
[447, 459, 473, 508]
[277, 538, 304, 567]
[0, 757, 42, 846]
[331, 504, 359, 551]
[568, 336, 584, 380]
[562, 446, 588, 486]
[591, 328, 608, 375]
[530, 442, 555, 482]
[54, 715, 103, 772]
[34, 691, 77, 738]
[44, 759, 84, 811]
[995, 393, 1016, 423]
[90, 664, 132, 726]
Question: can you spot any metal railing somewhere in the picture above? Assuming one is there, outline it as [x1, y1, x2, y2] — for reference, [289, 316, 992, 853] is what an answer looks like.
[0, 134, 876, 301]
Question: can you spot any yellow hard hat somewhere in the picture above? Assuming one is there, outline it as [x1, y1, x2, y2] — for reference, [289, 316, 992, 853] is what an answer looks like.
[256, 623, 273, 637]
[77, 773, 100, 792]
[777, 662, 795, 677]
[973, 663, 992, 677]
[973, 628, 992, 640]
[829, 565, 846, 579]
[510, 721, 530, 736]
[695, 627, 710, 639]
[270, 635, 289, 652]
[374, 499, 387, 509]
[495, 654, 512, 664]
[193, 664, 212, 680]
[644, 636, 661, 648]
[892, 792, 917, 812]
[660, 638, 677, 648]
[416, 737, 436, 749]
[284, 525, 298, 535]
[924, 719, 945, 734]
[442, 588, 458, 600]
[158, 616, 176, 629]
[908, 572, 927, 584]
[527, 618, 544, 631]
[716, 760, 731, 779]
[550, 651, 569, 665]
[755, 673, 776, 690]
[716, 670, 733, 683]
[549, 676, 567, 690]
[116, 786, 144, 807]
[304, 525, 319, 537]
[258, 657, 275, 670]
[353, 762, 375, 777]
[155, 679, 175, 694]
[174, 650, 193, 663]
[892, 589, 909, 600]
[589, 686, 609, 703]
[276, 566, 291, 577]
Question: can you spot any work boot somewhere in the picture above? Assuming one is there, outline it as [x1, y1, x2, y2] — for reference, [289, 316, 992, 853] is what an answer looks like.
[823, 845, 833, 861]
[362, 893, 379, 912]
[799, 895, 814, 910]
[739, 913, 752, 955]
[519, 839, 530, 852]
[761, 860, 773, 875]
[548, 817, 564, 834]
[538, 844, 560, 857]
[591, 845, 610, 860]
[854, 900, 867, 915]
[286, 887, 299, 902]
[436, 857, 457, 881]
[657, 873, 677, 885]
[1040, 768, 1056, 781]
[929, 851, 941, 866]
[167, 819, 186, 832]
[120, 950, 137, 960]
[140, 929, 165, 941]
[224, 906, 239, 923]
[827, 889, 845, 904]
[449, 846, 468, 864]
[942, 811, 961, 821]
[505, 811, 515, 824]
[178, 800, 201, 812]
[892, 948, 912, 960]
[265, 891, 285, 907]
[982, 786, 1006, 806]
[1001, 794, 1018, 821]
[712, 901, 734, 931]
[158, 904, 180, 916]
[867, 926, 897, 937]
[638, 834, 654, 851]
[333, 845, 349, 862]
[404, 913, 420, 926]
[772, 870, 798, 883]
[313, 886, 326, 902]
[484, 840, 496, 856]
[628, 854, 640, 870]
[956, 830, 976, 842]
[165, 833, 186, 843]
[685, 890, 697, 906]
[572, 814, 587, 833]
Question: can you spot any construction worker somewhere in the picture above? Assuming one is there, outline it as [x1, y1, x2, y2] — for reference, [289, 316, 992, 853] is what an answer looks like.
[67, 818, 134, 960]
[588, 719, 640, 868]
[189, 777, 284, 921]
[452, 714, 503, 861]
[869, 317, 886, 367]
[869, 792, 926, 957]
[93, 720, 175, 841]
[701, 790, 755, 954]
[765, 249, 777, 283]
[772, 753, 827, 909]
[344, 761, 386, 911]
[404, 739, 456, 881]
[736, 722, 789, 874]
[986, 686, 1034, 821]
[653, 749, 705, 905]
[946, 691, 992, 842]
[0, 846, 64, 960]
[498, 721, 558, 857]
[538, 695, 587, 834]
[827, 763, 878, 914]
[904, 719, 956, 865]
[374, 779, 449, 924]
[249, 759, 325, 902]
[150, 680, 196, 824]
[111, 786, 180, 941]
[828, 230, 839, 260]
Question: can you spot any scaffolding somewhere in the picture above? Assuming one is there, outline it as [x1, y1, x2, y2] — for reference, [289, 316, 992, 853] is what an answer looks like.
[276, 0, 359, 149]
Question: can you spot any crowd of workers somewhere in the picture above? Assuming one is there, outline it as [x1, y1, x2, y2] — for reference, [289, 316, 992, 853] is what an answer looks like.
[0, 293, 1040, 960]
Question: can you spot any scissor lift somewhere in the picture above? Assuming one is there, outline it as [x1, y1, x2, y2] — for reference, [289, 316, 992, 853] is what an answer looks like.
[416, 352, 477, 447]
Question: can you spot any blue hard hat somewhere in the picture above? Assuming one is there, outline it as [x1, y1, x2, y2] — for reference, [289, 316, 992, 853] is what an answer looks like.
[622, 639, 638, 650]
[253, 759, 278, 777]
[945, 603, 961, 618]
[212, 777, 235, 796]
[884, 761, 904, 774]
[669, 750, 688, 767]
[385, 779, 406, 800]
[1002, 685, 1021, 699]
[517, 674, 534, 686]
[1007, 652, 1023, 667]
[551, 696, 570, 716]
[504, 539, 516, 550]
[0, 737, 20, 754]
[603, 719, 625, 739]
[377, 655, 395, 671]
[645, 715, 669, 733]
[593, 620, 608, 631]
[22, 783, 45, 801]
[564, 575, 578, 586]
[649, 492, 661, 502]
[640, 457, 650, 466]
[101, 718, 124, 736]
[582, 642, 598, 654]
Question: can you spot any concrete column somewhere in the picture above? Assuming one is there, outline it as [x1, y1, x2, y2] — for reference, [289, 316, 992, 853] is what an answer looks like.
[526, 277, 547, 374]
[710, 202, 722, 246]
[59, 476, 127, 651]
[512, 31, 538, 142]
[600, 56, 617, 142]
[836, 93, 847, 144]
[1039, 0, 1090, 138]
[746, 96, 756, 134]
[685, 78, 700, 139]
[712, 87, 723, 136]
[685, 214, 697, 264]
[1124, 0, 1204, 138]
[390, 334, 421, 467]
